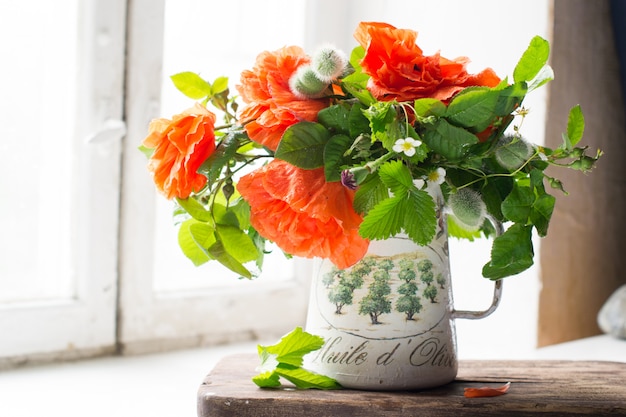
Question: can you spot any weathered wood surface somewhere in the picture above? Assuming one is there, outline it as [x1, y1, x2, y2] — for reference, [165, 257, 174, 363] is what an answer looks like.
[197, 354, 626, 417]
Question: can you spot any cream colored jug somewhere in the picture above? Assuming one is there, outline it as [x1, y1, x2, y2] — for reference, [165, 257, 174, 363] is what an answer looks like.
[303, 184, 502, 390]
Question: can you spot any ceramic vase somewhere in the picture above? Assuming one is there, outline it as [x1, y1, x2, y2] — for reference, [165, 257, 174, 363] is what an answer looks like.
[303, 184, 502, 390]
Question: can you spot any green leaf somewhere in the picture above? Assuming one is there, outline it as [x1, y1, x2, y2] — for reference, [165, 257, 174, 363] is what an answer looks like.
[566, 105, 585, 147]
[527, 64, 554, 92]
[211, 203, 240, 228]
[323, 134, 353, 182]
[170, 72, 212, 100]
[482, 223, 534, 279]
[348, 102, 372, 138]
[349, 45, 365, 70]
[251, 371, 281, 388]
[422, 119, 479, 161]
[447, 215, 482, 241]
[359, 161, 436, 243]
[265, 326, 325, 367]
[513, 36, 550, 84]
[477, 169, 514, 221]
[353, 173, 388, 215]
[378, 160, 413, 195]
[530, 193, 555, 237]
[176, 197, 213, 222]
[341, 48, 375, 106]
[253, 327, 341, 390]
[275, 365, 342, 390]
[403, 188, 437, 245]
[445, 88, 499, 131]
[177, 219, 214, 266]
[341, 72, 376, 105]
[359, 195, 407, 240]
[501, 184, 535, 223]
[318, 104, 350, 135]
[275, 122, 330, 169]
[494, 83, 528, 116]
[215, 224, 259, 264]
[256, 347, 280, 373]
[206, 240, 252, 278]
[138, 144, 153, 159]
[211, 76, 229, 95]
[413, 98, 446, 118]
[363, 101, 397, 143]
[198, 130, 244, 184]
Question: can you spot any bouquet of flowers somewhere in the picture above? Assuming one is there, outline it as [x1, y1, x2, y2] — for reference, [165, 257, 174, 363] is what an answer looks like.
[141, 21, 600, 281]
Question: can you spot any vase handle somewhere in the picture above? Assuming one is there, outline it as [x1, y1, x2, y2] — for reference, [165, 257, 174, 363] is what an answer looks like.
[451, 214, 504, 320]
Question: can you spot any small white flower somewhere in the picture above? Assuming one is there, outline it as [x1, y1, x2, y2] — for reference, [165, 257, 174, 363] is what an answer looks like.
[393, 137, 422, 157]
[538, 151, 548, 161]
[413, 178, 426, 189]
[427, 167, 446, 185]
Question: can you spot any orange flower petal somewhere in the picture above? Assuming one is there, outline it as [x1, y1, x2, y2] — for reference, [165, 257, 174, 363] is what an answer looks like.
[142, 103, 216, 199]
[464, 382, 511, 398]
[353, 22, 501, 103]
[236, 46, 329, 151]
[237, 160, 368, 268]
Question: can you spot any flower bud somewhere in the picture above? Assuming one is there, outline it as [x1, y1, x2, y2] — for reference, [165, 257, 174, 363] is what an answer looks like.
[448, 188, 486, 231]
[341, 166, 370, 190]
[311, 45, 348, 82]
[494, 135, 533, 171]
[289, 65, 329, 99]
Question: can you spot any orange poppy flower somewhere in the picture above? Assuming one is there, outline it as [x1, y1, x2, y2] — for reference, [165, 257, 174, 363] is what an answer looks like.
[142, 103, 216, 199]
[354, 22, 501, 102]
[237, 160, 369, 269]
[236, 46, 329, 151]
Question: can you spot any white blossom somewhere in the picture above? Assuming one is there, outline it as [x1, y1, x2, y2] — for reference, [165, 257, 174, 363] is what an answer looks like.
[393, 137, 422, 157]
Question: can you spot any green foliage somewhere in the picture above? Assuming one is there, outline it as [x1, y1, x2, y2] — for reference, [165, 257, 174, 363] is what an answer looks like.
[275, 122, 330, 169]
[253, 327, 341, 389]
[565, 104, 585, 148]
[150, 28, 602, 289]
[171, 72, 213, 100]
[513, 36, 550, 84]
[445, 87, 499, 131]
[422, 119, 479, 161]
[482, 223, 534, 279]
[359, 161, 436, 244]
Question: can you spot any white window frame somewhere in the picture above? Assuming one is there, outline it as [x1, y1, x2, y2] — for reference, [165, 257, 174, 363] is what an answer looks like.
[0, 0, 126, 363]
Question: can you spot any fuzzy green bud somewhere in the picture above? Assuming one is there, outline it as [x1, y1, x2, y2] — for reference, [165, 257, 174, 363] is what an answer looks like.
[494, 135, 533, 171]
[311, 45, 348, 82]
[289, 65, 328, 99]
[448, 188, 486, 231]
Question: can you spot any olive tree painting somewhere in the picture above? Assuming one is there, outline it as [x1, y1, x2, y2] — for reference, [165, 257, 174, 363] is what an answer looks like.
[323, 250, 446, 325]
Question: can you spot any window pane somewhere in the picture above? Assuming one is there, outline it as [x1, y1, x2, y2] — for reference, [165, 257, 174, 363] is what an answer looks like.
[0, 1, 78, 303]
[153, 0, 307, 292]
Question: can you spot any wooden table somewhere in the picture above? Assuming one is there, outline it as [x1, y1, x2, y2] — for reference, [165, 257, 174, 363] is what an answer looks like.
[197, 354, 626, 416]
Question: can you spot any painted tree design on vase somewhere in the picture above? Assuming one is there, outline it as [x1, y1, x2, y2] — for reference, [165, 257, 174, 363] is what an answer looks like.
[418, 259, 439, 303]
[326, 264, 367, 314]
[395, 258, 423, 321]
[436, 272, 446, 289]
[359, 267, 392, 325]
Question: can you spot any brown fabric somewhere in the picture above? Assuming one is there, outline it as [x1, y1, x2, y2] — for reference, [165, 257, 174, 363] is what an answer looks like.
[539, 0, 626, 346]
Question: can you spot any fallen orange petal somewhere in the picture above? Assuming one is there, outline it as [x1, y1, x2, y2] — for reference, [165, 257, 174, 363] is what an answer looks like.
[464, 382, 511, 398]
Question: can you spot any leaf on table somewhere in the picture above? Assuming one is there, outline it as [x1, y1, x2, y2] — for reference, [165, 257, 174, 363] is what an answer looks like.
[252, 327, 342, 390]
[464, 382, 511, 398]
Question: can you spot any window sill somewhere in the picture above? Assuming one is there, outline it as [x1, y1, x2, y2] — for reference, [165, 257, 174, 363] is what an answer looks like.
[0, 336, 623, 417]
